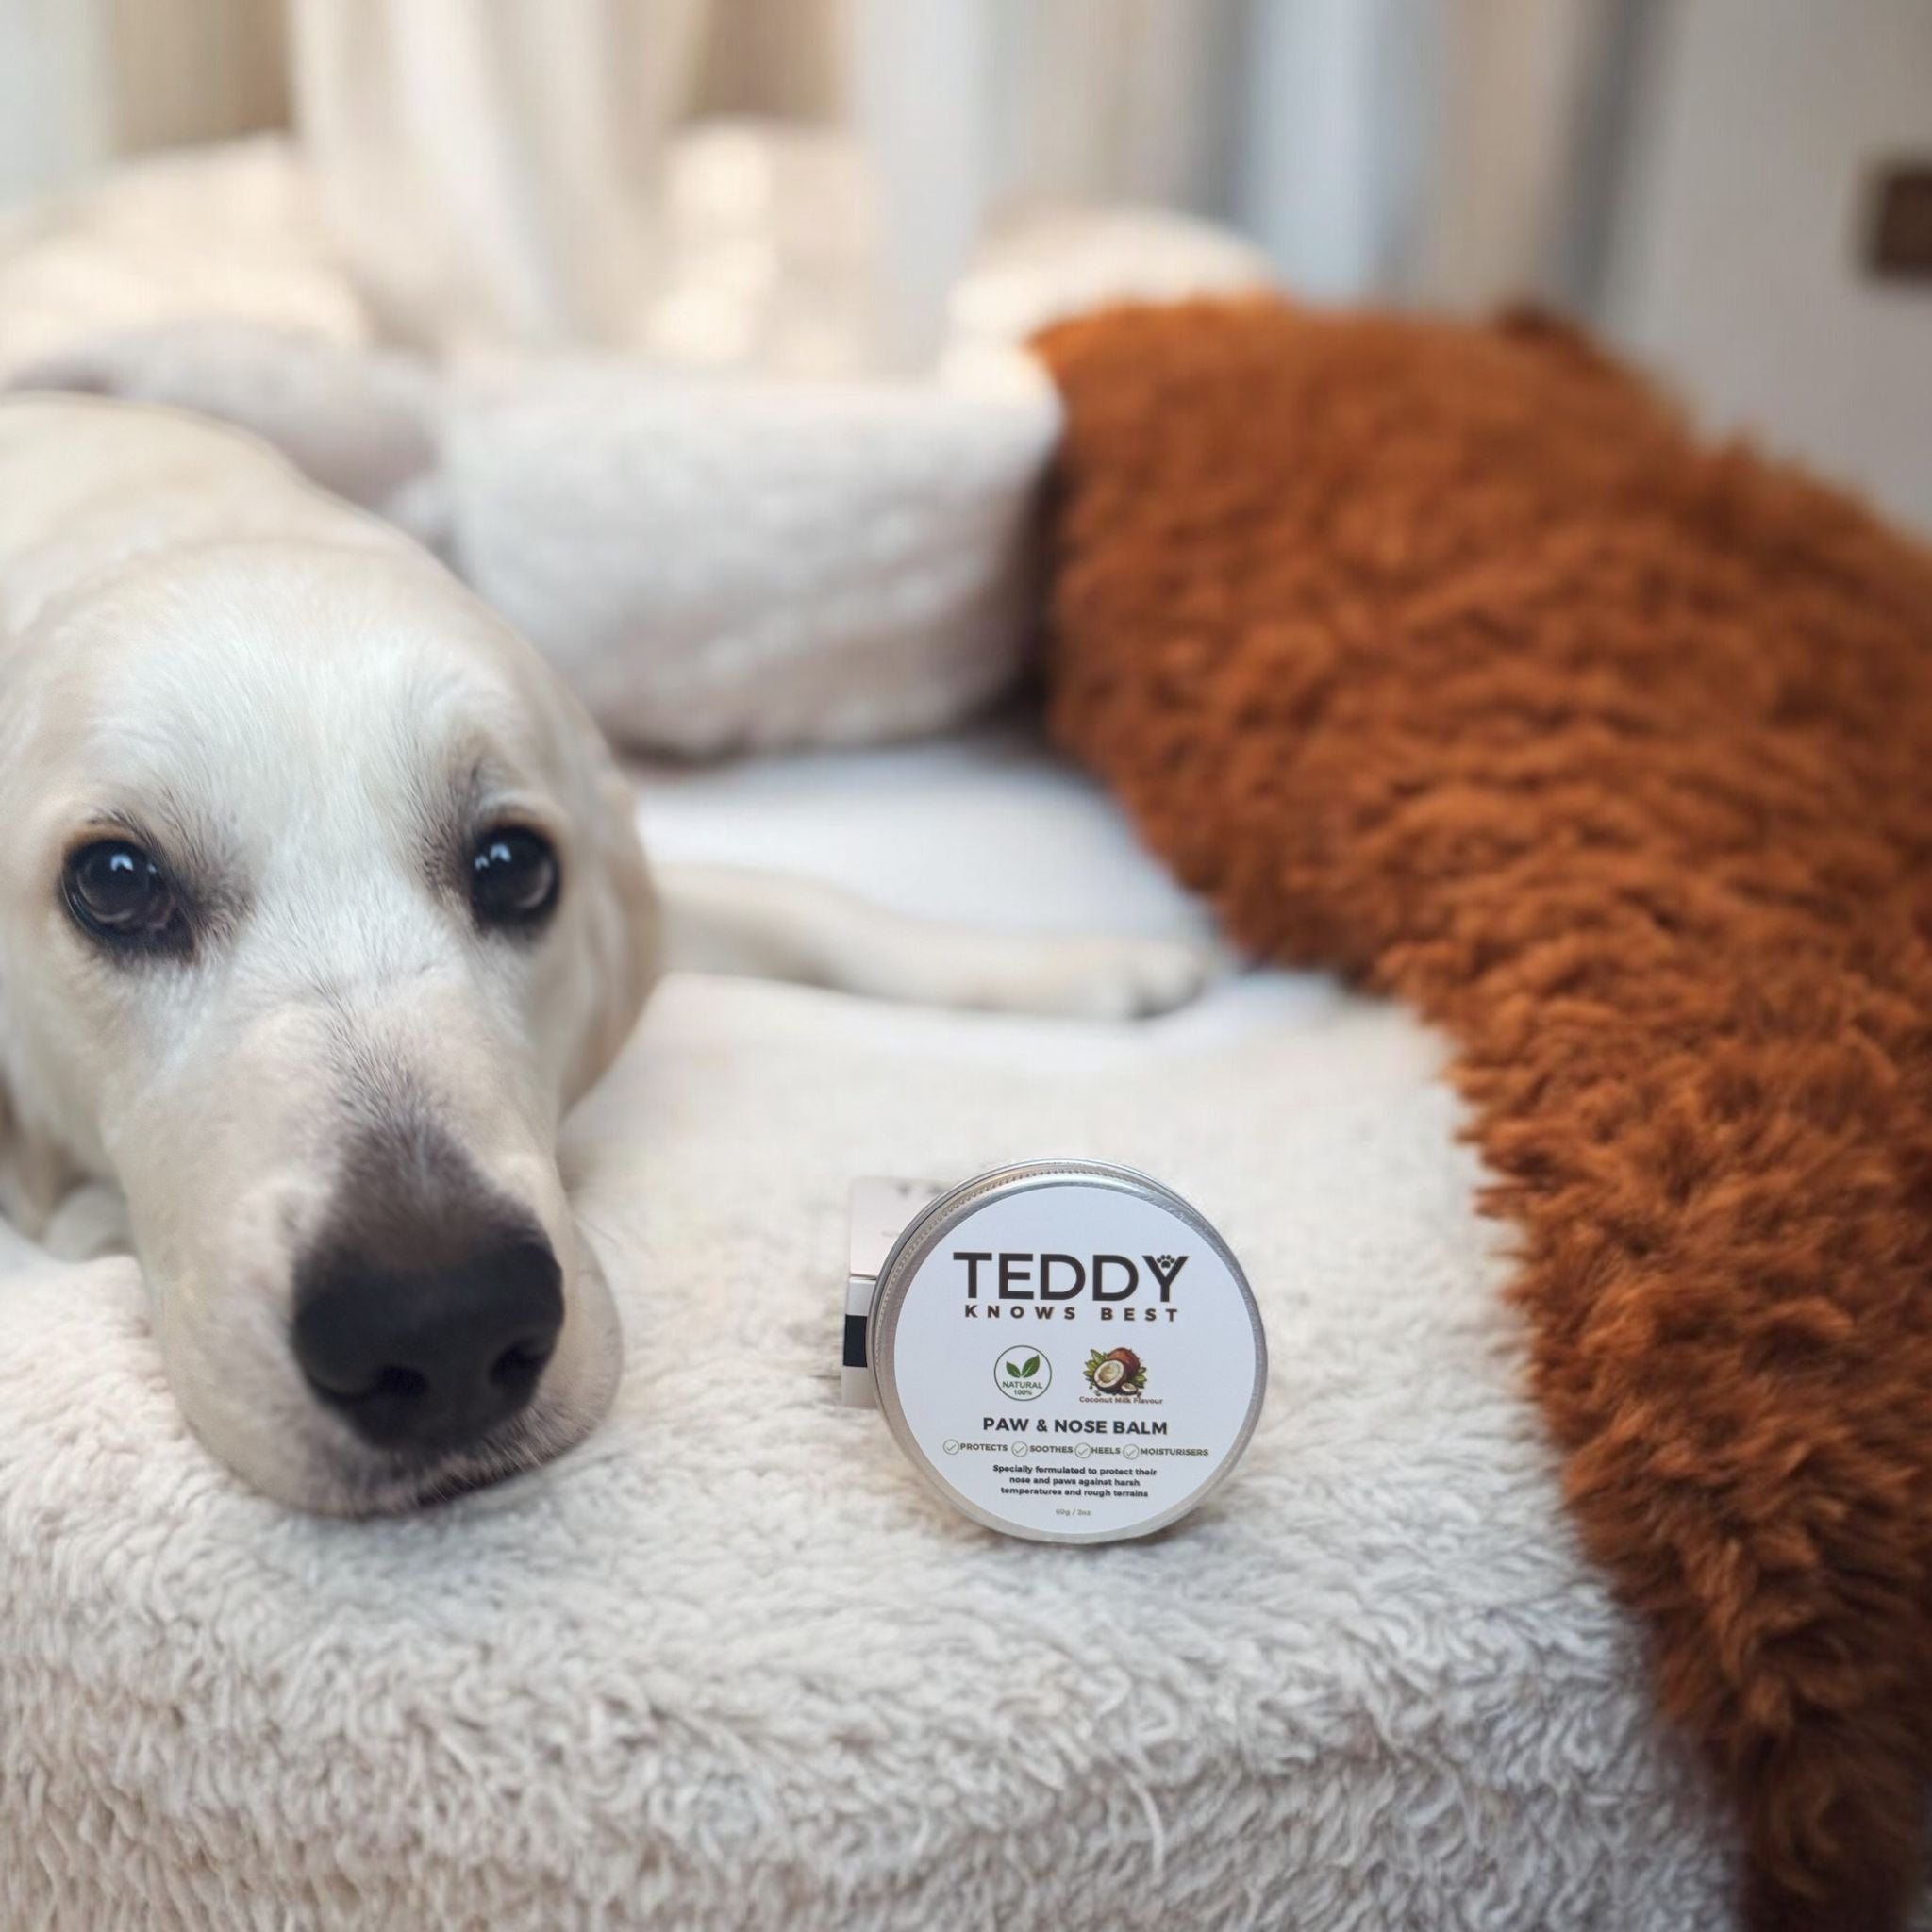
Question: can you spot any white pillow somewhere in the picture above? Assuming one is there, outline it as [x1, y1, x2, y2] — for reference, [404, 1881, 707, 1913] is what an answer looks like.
[442, 354, 1059, 755]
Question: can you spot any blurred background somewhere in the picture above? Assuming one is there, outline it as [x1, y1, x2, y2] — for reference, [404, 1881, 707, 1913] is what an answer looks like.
[0, 0, 1927, 528]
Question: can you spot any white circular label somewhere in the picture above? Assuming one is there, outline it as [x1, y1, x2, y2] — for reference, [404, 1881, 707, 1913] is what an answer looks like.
[875, 1174, 1265, 1543]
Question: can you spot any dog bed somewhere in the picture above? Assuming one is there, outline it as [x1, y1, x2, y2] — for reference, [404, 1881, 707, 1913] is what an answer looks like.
[1, 722, 1748, 1930]
[1035, 298, 1932, 1931]
[0, 135, 1268, 756]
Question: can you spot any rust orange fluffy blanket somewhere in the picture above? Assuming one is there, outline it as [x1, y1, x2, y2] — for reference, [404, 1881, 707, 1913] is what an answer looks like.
[1034, 299, 1932, 1932]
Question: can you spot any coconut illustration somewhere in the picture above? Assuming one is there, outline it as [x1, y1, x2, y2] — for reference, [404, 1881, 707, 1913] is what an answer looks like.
[1084, 1345, 1148, 1396]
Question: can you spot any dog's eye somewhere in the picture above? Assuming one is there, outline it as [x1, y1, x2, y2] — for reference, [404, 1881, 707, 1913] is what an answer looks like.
[63, 841, 187, 951]
[471, 827, 560, 929]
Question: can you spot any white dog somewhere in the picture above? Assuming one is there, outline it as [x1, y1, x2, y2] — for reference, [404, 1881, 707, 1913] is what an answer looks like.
[0, 396, 1210, 1516]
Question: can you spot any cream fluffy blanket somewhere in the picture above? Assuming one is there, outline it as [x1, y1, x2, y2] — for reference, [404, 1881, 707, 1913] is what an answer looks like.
[0, 136, 1268, 756]
[1, 731, 1740, 1929]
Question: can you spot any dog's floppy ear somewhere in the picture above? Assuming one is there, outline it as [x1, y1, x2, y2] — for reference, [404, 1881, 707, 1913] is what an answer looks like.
[571, 758, 659, 1103]
[0, 1087, 42, 1267]
[544, 685, 660, 1108]
[0, 1058, 18, 1230]
[0, 1025, 58, 1245]
[0, 992, 22, 1230]
[0, 969, 90, 1244]
[474, 607, 658, 1107]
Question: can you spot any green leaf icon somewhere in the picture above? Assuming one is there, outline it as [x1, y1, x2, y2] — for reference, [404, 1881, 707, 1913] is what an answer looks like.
[1022, 1356, 1041, 1378]
[1005, 1358, 1024, 1376]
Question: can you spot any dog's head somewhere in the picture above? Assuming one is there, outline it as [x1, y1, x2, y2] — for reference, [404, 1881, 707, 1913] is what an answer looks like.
[0, 524, 657, 1512]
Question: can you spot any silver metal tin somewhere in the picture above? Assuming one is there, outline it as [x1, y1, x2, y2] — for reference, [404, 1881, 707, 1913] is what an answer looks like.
[843, 1175, 943, 1407]
[848, 1160, 1268, 1545]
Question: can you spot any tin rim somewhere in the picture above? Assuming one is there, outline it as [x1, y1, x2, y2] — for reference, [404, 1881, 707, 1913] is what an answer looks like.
[869, 1159, 1269, 1545]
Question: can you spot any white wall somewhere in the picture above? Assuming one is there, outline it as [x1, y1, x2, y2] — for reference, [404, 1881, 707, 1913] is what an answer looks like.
[1606, 0, 1932, 532]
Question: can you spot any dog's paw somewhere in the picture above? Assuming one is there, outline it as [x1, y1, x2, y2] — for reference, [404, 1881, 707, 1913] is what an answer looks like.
[1012, 933, 1227, 1021]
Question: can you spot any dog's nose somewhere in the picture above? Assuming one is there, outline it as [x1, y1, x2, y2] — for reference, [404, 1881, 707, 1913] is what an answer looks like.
[291, 1235, 564, 1453]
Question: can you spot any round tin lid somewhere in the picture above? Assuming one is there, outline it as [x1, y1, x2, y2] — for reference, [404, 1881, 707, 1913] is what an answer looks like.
[869, 1160, 1267, 1544]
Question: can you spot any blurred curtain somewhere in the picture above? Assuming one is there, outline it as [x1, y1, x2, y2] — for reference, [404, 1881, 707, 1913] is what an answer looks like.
[845, 0, 1637, 358]
[0, 0, 1643, 353]
[850, 0, 1252, 362]
[0, 0, 109, 201]
[290, 0, 709, 349]
[0, 0, 285, 202]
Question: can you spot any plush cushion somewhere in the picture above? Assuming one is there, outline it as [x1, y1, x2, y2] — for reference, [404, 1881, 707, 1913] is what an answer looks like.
[1035, 296, 1932, 1930]
[0, 729, 1736, 1930]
